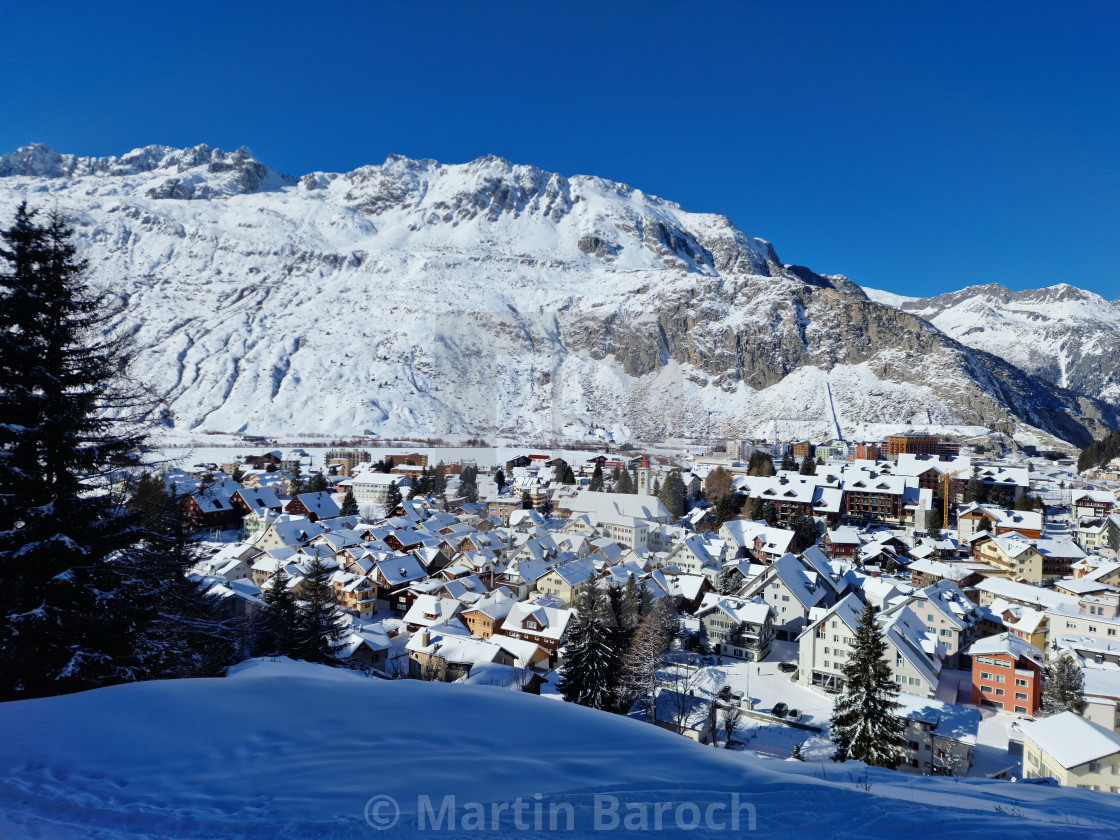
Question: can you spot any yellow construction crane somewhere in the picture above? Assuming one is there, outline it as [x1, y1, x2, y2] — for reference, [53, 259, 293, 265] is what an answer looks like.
[941, 468, 969, 531]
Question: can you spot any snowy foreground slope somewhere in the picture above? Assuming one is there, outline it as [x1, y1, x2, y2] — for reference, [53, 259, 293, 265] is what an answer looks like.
[0, 143, 1113, 446]
[1, 660, 1118, 839]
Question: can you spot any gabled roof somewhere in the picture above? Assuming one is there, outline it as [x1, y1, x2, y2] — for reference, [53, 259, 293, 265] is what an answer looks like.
[695, 593, 774, 625]
[966, 632, 1044, 666]
[1020, 712, 1120, 768]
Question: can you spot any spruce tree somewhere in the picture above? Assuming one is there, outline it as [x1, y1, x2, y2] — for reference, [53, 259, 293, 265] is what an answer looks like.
[799, 455, 816, 475]
[621, 576, 642, 630]
[383, 480, 403, 516]
[781, 451, 797, 472]
[617, 469, 634, 494]
[340, 486, 360, 517]
[306, 471, 328, 493]
[126, 482, 241, 678]
[0, 205, 152, 699]
[292, 557, 348, 664]
[288, 462, 304, 495]
[521, 489, 533, 510]
[829, 601, 906, 768]
[589, 463, 604, 491]
[258, 567, 300, 656]
[558, 584, 619, 710]
[658, 469, 688, 518]
[494, 468, 506, 493]
[1042, 656, 1088, 716]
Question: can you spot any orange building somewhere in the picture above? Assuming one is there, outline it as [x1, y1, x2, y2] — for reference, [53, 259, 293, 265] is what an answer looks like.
[885, 433, 939, 457]
[855, 442, 880, 461]
[966, 633, 1044, 716]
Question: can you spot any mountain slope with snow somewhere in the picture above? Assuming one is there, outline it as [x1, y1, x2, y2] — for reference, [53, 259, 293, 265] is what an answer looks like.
[0, 143, 1112, 446]
[893, 284, 1120, 407]
[1, 658, 1117, 839]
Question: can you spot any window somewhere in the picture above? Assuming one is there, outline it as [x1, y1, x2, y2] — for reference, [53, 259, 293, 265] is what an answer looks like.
[824, 661, 830, 669]
[995, 688, 1005, 697]
[909, 677, 922, 686]
[1015, 692, 1028, 701]
[980, 672, 992, 681]
[995, 675, 1005, 684]
[1109, 629, 1117, 637]
[908, 741, 920, 751]
[897, 654, 905, 666]
[980, 685, 992, 694]
[1015, 706, 1027, 714]
[1090, 762, 1102, 772]
[824, 647, 830, 655]
[1015, 678, 1028, 687]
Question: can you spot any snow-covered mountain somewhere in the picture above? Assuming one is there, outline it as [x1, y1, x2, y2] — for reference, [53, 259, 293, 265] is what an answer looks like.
[3, 658, 1118, 839]
[887, 284, 1120, 408]
[0, 143, 1112, 446]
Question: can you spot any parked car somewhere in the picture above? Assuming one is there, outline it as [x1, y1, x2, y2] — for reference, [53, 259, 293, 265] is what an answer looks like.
[772, 702, 788, 718]
[787, 708, 801, 721]
[778, 662, 797, 673]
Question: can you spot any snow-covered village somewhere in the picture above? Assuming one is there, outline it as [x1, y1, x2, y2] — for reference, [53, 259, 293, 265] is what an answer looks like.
[158, 433, 1120, 791]
[6, 4, 1120, 838]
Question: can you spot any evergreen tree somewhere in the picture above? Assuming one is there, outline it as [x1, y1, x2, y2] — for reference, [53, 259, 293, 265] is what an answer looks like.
[717, 565, 740, 596]
[799, 455, 816, 475]
[829, 601, 906, 768]
[747, 452, 776, 477]
[621, 576, 643, 630]
[521, 489, 533, 510]
[760, 500, 779, 527]
[126, 483, 241, 679]
[781, 451, 797, 472]
[558, 584, 619, 711]
[652, 477, 661, 495]
[412, 466, 429, 496]
[340, 486, 360, 517]
[791, 742, 804, 760]
[654, 594, 681, 646]
[977, 516, 992, 533]
[658, 468, 688, 518]
[560, 464, 576, 485]
[431, 462, 448, 496]
[292, 556, 348, 664]
[383, 481, 403, 516]
[495, 468, 506, 494]
[258, 567, 300, 656]
[789, 513, 819, 548]
[714, 492, 739, 529]
[1042, 656, 1088, 716]
[0, 205, 154, 699]
[288, 461, 304, 495]
[612, 465, 621, 483]
[589, 462, 604, 491]
[306, 471, 329, 493]
[616, 468, 634, 494]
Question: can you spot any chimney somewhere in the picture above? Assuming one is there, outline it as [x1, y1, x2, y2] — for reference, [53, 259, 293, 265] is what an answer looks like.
[421, 629, 431, 647]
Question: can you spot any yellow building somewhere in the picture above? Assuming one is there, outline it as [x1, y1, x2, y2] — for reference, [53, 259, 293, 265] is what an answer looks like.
[1020, 712, 1120, 792]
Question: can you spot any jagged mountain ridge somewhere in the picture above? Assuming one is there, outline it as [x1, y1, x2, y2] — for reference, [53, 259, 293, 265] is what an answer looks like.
[0, 143, 1112, 446]
[889, 284, 1120, 408]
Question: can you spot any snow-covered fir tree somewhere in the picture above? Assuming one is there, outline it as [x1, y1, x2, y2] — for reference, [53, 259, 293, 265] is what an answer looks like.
[293, 556, 348, 664]
[558, 584, 619, 711]
[1042, 655, 1088, 716]
[829, 601, 906, 768]
[0, 205, 152, 699]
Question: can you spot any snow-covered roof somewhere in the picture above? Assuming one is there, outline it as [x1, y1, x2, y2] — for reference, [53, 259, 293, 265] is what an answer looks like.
[894, 692, 980, 744]
[1019, 712, 1120, 768]
[965, 632, 1044, 666]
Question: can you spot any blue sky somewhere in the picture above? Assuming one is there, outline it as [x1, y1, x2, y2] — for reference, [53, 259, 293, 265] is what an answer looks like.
[2, 1, 1117, 298]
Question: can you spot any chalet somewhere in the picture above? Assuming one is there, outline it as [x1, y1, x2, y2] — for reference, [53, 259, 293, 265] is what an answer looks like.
[822, 526, 861, 559]
[332, 573, 378, 617]
[536, 558, 597, 606]
[695, 594, 775, 661]
[798, 593, 866, 693]
[956, 503, 1042, 541]
[250, 514, 326, 551]
[284, 492, 341, 523]
[402, 594, 465, 633]
[1073, 490, 1116, 520]
[895, 580, 986, 669]
[495, 602, 573, 662]
[894, 693, 980, 777]
[407, 629, 513, 682]
[373, 554, 429, 603]
[183, 482, 243, 529]
[459, 591, 518, 640]
[230, 486, 283, 516]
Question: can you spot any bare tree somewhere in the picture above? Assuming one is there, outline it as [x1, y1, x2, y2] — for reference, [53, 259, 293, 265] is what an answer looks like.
[721, 702, 741, 748]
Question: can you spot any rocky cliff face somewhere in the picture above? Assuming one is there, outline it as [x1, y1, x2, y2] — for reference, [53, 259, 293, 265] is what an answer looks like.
[0, 144, 1112, 446]
[897, 284, 1120, 408]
